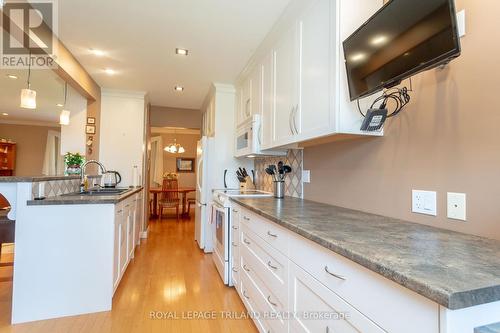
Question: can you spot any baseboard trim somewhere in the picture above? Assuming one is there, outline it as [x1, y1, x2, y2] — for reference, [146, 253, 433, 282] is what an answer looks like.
[140, 228, 149, 239]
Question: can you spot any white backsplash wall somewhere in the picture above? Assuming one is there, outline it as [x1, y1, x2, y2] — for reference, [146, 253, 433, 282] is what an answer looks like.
[254, 149, 303, 198]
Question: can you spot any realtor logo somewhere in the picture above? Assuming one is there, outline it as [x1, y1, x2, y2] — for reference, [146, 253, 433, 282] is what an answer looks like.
[1, 0, 58, 68]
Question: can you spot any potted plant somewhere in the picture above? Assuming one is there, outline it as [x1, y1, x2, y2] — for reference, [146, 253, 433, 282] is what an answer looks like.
[64, 152, 85, 175]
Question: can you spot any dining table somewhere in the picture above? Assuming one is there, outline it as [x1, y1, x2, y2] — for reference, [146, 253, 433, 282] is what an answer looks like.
[149, 187, 196, 219]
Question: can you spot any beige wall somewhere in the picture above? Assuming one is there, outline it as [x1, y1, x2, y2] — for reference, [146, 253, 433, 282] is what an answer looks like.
[0, 123, 60, 176]
[150, 106, 201, 129]
[304, 0, 500, 240]
[153, 133, 200, 190]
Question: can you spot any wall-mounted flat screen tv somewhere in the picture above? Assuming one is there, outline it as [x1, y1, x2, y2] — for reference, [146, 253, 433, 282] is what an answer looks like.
[343, 0, 461, 101]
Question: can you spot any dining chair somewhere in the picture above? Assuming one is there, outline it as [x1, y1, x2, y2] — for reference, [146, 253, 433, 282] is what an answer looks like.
[187, 198, 196, 218]
[158, 178, 180, 221]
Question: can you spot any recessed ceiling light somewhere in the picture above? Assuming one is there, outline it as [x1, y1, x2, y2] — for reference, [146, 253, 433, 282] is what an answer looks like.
[174, 85, 184, 92]
[2, 113, 8, 116]
[56, 103, 64, 107]
[90, 48, 106, 57]
[104, 68, 116, 75]
[350, 53, 366, 62]
[175, 48, 189, 56]
[371, 35, 388, 46]
[6, 74, 18, 79]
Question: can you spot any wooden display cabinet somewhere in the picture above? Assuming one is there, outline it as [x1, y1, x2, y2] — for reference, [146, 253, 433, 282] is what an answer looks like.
[0, 142, 16, 176]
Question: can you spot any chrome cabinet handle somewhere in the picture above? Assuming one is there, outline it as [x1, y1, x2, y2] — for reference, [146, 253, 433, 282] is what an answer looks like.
[289, 106, 294, 134]
[232, 267, 238, 272]
[243, 239, 251, 245]
[232, 226, 239, 230]
[243, 265, 250, 272]
[326, 327, 330, 333]
[232, 242, 238, 247]
[243, 290, 250, 299]
[267, 296, 278, 307]
[232, 209, 238, 213]
[324, 266, 346, 281]
[292, 104, 299, 134]
[117, 210, 123, 213]
[243, 216, 250, 221]
[267, 261, 278, 270]
[267, 231, 278, 238]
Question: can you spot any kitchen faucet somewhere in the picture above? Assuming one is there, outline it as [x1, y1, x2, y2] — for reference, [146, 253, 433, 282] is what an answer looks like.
[80, 160, 107, 192]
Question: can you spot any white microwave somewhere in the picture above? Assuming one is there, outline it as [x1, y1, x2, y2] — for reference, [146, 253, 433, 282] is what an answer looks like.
[235, 115, 287, 158]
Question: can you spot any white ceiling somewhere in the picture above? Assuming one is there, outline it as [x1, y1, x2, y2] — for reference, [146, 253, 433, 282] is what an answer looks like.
[0, 69, 66, 124]
[57, 0, 291, 109]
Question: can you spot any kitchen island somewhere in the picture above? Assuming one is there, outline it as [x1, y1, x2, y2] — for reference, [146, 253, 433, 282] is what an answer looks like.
[230, 196, 500, 333]
[0, 176, 144, 324]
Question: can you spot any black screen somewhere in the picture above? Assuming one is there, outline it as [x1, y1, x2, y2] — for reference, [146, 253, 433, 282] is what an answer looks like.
[343, 0, 461, 101]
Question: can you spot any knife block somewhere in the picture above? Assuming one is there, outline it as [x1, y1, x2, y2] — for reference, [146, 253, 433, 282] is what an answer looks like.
[240, 176, 256, 190]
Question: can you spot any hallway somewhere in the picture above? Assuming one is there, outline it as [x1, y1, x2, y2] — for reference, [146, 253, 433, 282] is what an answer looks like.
[0, 217, 257, 333]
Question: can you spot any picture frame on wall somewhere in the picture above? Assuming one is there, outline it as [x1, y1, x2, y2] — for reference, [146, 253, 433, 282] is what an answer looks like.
[87, 117, 96, 124]
[85, 125, 96, 134]
[176, 158, 195, 173]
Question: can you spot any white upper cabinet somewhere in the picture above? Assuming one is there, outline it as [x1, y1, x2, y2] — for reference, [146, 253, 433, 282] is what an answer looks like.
[298, 0, 335, 140]
[272, 23, 300, 147]
[261, 52, 274, 150]
[235, 0, 384, 150]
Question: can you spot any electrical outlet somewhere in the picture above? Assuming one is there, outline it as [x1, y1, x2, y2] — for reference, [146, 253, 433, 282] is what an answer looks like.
[447, 192, 466, 221]
[412, 190, 437, 216]
[302, 170, 311, 183]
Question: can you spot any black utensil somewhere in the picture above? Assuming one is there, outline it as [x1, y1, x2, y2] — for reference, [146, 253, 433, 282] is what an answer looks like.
[265, 167, 276, 181]
[283, 165, 292, 174]
[242, 168, 249, 177]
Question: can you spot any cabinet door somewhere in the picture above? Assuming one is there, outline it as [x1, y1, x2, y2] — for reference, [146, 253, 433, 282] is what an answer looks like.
[261, 52, 274, 150]
[289, 262, 385, 333]
[119, 210, 128, 276]
[250, 66, 262, 118]
[113, 212, 122, 291]
[273, 23, 299, 146]
[128, 204, 135, 259]
[299, 0, 335, 140]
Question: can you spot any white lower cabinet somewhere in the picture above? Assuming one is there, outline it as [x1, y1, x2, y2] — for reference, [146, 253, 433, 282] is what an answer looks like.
[289, 262, 384, 333]
[233, 203, 441, 333]
[113, 190, 143, 295]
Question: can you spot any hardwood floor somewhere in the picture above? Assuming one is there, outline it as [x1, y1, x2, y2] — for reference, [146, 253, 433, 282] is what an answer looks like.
[0, 216, 258, 333]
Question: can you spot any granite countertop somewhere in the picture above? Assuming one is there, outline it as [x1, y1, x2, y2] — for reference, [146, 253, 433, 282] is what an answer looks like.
[0, 175, 80, 183]
[476, 323, 500, 333]
[231, 197, 500, 310]
[26, 187, 143, 206]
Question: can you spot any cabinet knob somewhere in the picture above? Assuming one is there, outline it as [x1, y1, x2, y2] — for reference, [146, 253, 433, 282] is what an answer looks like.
[243, 265, 250, 272]
[324, 266, 346, 281]
[243, 239, 251, 245]
[243, 290, 250, 300]
[232, 226, 239, 230]
[232, 242, 238, 247]
[232, 209, 238, 213]
[243, 216, 250, 221]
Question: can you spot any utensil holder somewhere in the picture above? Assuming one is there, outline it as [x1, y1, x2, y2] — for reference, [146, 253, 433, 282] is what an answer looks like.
[273, 181, 285, 199]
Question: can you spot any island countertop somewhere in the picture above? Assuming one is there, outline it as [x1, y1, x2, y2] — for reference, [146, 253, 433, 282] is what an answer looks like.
[26, 187, 143, 205]
[231, 196, 500, 310]
[0, 175, 80, 183]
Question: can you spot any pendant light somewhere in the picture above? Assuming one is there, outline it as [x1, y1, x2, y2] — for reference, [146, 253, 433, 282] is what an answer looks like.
[59, 82, 71, 125]
[20, 53, 37, 109]
[164, 129, 185, 154]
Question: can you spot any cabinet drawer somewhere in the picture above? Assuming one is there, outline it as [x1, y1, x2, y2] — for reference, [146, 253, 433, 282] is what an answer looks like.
[241, 269, 288, 333]
[289, 262, 385, 333]
[241, 225, 288, 312]
[240, 274, 272, 333]
[288, 233, 439, 333]
[241, 208, 289, 255]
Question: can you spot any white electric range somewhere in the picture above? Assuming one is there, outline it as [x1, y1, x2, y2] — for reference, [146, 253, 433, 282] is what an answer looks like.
[211, 189, 272, 285]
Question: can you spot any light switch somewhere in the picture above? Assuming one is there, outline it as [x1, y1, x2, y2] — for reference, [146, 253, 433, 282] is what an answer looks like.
[447, 192, 466, 221]
[302, 170, 310, 183]
[412, 190, 437, 216]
